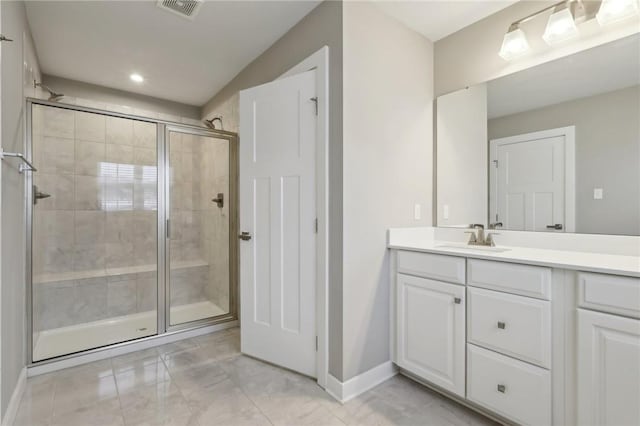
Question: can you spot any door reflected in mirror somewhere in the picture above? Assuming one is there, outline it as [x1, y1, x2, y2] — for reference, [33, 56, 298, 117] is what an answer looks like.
[436, 33, 640, 236]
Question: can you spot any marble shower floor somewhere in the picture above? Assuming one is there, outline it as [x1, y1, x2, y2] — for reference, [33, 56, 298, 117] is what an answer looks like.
[14, 328, 497, 426]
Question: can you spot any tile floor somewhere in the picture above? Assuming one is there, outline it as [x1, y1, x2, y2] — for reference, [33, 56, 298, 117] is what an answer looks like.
[14, 328, 496, 426]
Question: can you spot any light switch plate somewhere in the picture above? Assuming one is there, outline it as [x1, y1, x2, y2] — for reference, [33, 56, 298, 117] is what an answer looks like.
[593, 188, 603, 200]
[414, 204, 421, 220]
[443, 204, 449, 220]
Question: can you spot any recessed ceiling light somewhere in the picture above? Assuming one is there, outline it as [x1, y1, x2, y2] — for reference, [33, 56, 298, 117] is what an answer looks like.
[130, 73, 144, 83]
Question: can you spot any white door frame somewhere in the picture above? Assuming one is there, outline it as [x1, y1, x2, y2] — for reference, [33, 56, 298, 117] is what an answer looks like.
[489, 125, 576, 232]
[276, 46, 329, 388]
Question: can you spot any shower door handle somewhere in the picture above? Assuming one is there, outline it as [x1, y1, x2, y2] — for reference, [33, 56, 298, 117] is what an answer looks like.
[239, 232, 252, 241]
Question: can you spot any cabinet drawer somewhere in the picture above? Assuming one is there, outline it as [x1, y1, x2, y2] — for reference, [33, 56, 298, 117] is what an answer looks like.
[397, 250, 465, 285]
[578, 272, 640, 319]
[468, 287, 551, 368]
[468, 344, 551, 426]
[467, 259, 551, 300]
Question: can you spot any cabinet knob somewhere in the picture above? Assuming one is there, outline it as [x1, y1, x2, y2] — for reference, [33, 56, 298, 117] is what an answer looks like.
[454, 297, 462, 304]
[497, 321, 506, 329]
[497, 384, 506, 393]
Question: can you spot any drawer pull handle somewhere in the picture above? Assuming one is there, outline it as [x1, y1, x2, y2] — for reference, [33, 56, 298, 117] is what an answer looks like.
[497, 321, 506, 329]
[454, 297, 462, 304]
[497, 384, 506, 393]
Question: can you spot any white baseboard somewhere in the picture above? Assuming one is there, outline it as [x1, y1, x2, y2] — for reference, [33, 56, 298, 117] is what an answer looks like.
[28, 320, 238, 377]
[1, 367, 26, 426]
[325, 361, 398, 403]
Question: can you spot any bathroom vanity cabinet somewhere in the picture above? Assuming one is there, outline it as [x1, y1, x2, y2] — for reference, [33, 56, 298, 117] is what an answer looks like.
[576, 273, 640, 426]
[390, 245, 640, 425]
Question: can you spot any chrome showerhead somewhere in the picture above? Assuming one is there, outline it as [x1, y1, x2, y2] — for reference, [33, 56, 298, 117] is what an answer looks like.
[35, 82, 64, 101]
[203, 116, 223, 130]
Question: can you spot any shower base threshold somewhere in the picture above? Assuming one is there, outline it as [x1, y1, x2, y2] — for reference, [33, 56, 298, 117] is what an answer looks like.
[33, 300, 227, 362]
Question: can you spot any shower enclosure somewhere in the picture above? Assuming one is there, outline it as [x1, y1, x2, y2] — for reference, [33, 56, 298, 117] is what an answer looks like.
[26, 99, 237, 363]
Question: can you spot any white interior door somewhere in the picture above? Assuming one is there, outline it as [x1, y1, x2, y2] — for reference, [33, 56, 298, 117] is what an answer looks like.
[490, 127, 574, 232]
[239, 70, 317, 377]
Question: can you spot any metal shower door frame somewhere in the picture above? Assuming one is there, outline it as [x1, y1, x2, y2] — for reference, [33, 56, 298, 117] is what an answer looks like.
[25, 98, 238, 366]
[163, 123, 239, 332]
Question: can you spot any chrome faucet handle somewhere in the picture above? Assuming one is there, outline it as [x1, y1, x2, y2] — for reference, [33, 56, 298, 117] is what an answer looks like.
[464, 231, 477, 244]
[485, 232, 500, 247]
[470, 224, 485, 244]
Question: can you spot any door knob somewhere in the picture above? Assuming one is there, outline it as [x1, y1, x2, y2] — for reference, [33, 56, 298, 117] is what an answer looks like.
[239, 232, 252, 241]
[546, 224, 563, 230]
[497, 321, 506, 329]
[454, 297, 462, 304]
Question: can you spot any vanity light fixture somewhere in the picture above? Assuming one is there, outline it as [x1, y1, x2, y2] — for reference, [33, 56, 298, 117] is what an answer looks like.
[498, 0, 616, 60]
[130, 73, 144, 83]
[596, 0, 640, 25]
[499, 24, 530, 60]
[543, 4, 580, 45]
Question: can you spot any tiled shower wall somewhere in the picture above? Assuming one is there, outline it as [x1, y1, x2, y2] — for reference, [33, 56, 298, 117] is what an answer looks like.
[31, 105, 159, 331]
[201, 138, 230, 312]
[168, 133, 230, 313]
[31, 101, 232, 332]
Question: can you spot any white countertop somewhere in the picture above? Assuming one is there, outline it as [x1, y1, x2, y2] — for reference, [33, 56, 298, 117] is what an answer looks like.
[389, 237, 640, 278]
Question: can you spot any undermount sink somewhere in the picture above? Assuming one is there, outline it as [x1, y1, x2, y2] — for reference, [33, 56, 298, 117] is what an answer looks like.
[435, 243, 511, 253]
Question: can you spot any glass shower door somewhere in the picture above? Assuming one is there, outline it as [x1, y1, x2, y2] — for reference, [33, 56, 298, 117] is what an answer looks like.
[31, 104, 159, 361]
[167, 127, 235, 326]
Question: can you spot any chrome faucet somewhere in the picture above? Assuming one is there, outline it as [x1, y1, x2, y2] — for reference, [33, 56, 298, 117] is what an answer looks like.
[465, 224, 500, 247]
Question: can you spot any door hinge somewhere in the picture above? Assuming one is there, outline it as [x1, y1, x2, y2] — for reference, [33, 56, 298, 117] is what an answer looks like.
[495, 214, 499, 221]
[310, 97, 318, 116]
[315, 336, 318, 351]
[314, 218, 318, 234]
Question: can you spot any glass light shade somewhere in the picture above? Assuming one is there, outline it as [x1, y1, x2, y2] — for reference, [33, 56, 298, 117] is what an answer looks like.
[543, 8, 579, 45]
[596, 0, 640, 25]
[498, 28, 530, 60]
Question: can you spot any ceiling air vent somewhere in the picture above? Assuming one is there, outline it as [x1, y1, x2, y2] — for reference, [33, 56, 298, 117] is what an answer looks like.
[157, 0, 203, 20]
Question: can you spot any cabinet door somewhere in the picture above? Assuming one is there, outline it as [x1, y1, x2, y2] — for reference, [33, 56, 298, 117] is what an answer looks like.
[578, 309, 640, 426]
[397, 273, 465, 396]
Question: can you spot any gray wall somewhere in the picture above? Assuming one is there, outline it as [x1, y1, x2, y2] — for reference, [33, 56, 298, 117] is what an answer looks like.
[202, 0, 345, 380]
[1, 0, 40, 416]
[488, 86, 640, 236]
[341, 1, 433, 380]
[434, 0, 640, 96]
[41, 75, 200, 119]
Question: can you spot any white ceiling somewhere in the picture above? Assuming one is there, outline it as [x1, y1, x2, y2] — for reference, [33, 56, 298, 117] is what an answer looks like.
[488, 34, 640, 119]
[25, 0, 321, 106]
[373, 0, 518, 42]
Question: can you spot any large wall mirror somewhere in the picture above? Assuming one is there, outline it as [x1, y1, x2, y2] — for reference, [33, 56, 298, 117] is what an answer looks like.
[436, 33, 640, 236]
